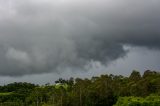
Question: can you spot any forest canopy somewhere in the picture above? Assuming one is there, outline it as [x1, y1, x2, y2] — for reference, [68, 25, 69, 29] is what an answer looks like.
[0, 70, 160, 106]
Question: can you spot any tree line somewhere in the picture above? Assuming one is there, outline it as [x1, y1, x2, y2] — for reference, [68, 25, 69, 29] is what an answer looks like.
[0, 70, 160, 106]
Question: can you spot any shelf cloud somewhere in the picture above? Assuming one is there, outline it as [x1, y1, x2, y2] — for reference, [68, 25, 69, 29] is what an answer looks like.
[0, 0, 160, 76]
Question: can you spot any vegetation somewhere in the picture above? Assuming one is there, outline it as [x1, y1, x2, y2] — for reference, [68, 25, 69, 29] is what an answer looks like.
[0, 70, 160, 106]
[114, 95, 160, 106]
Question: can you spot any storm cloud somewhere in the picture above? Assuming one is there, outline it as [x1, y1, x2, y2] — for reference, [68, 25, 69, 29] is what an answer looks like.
[0, 0, 160, 76]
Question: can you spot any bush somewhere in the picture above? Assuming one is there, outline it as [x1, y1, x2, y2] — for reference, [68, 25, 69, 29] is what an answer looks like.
[114, 96, 160, 106]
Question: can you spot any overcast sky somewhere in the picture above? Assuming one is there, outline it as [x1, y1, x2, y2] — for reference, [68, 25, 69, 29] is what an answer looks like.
[0, 0, 160, 85]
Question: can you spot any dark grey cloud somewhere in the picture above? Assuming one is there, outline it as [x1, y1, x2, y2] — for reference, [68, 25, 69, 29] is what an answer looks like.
[0, 0, 160, 76]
